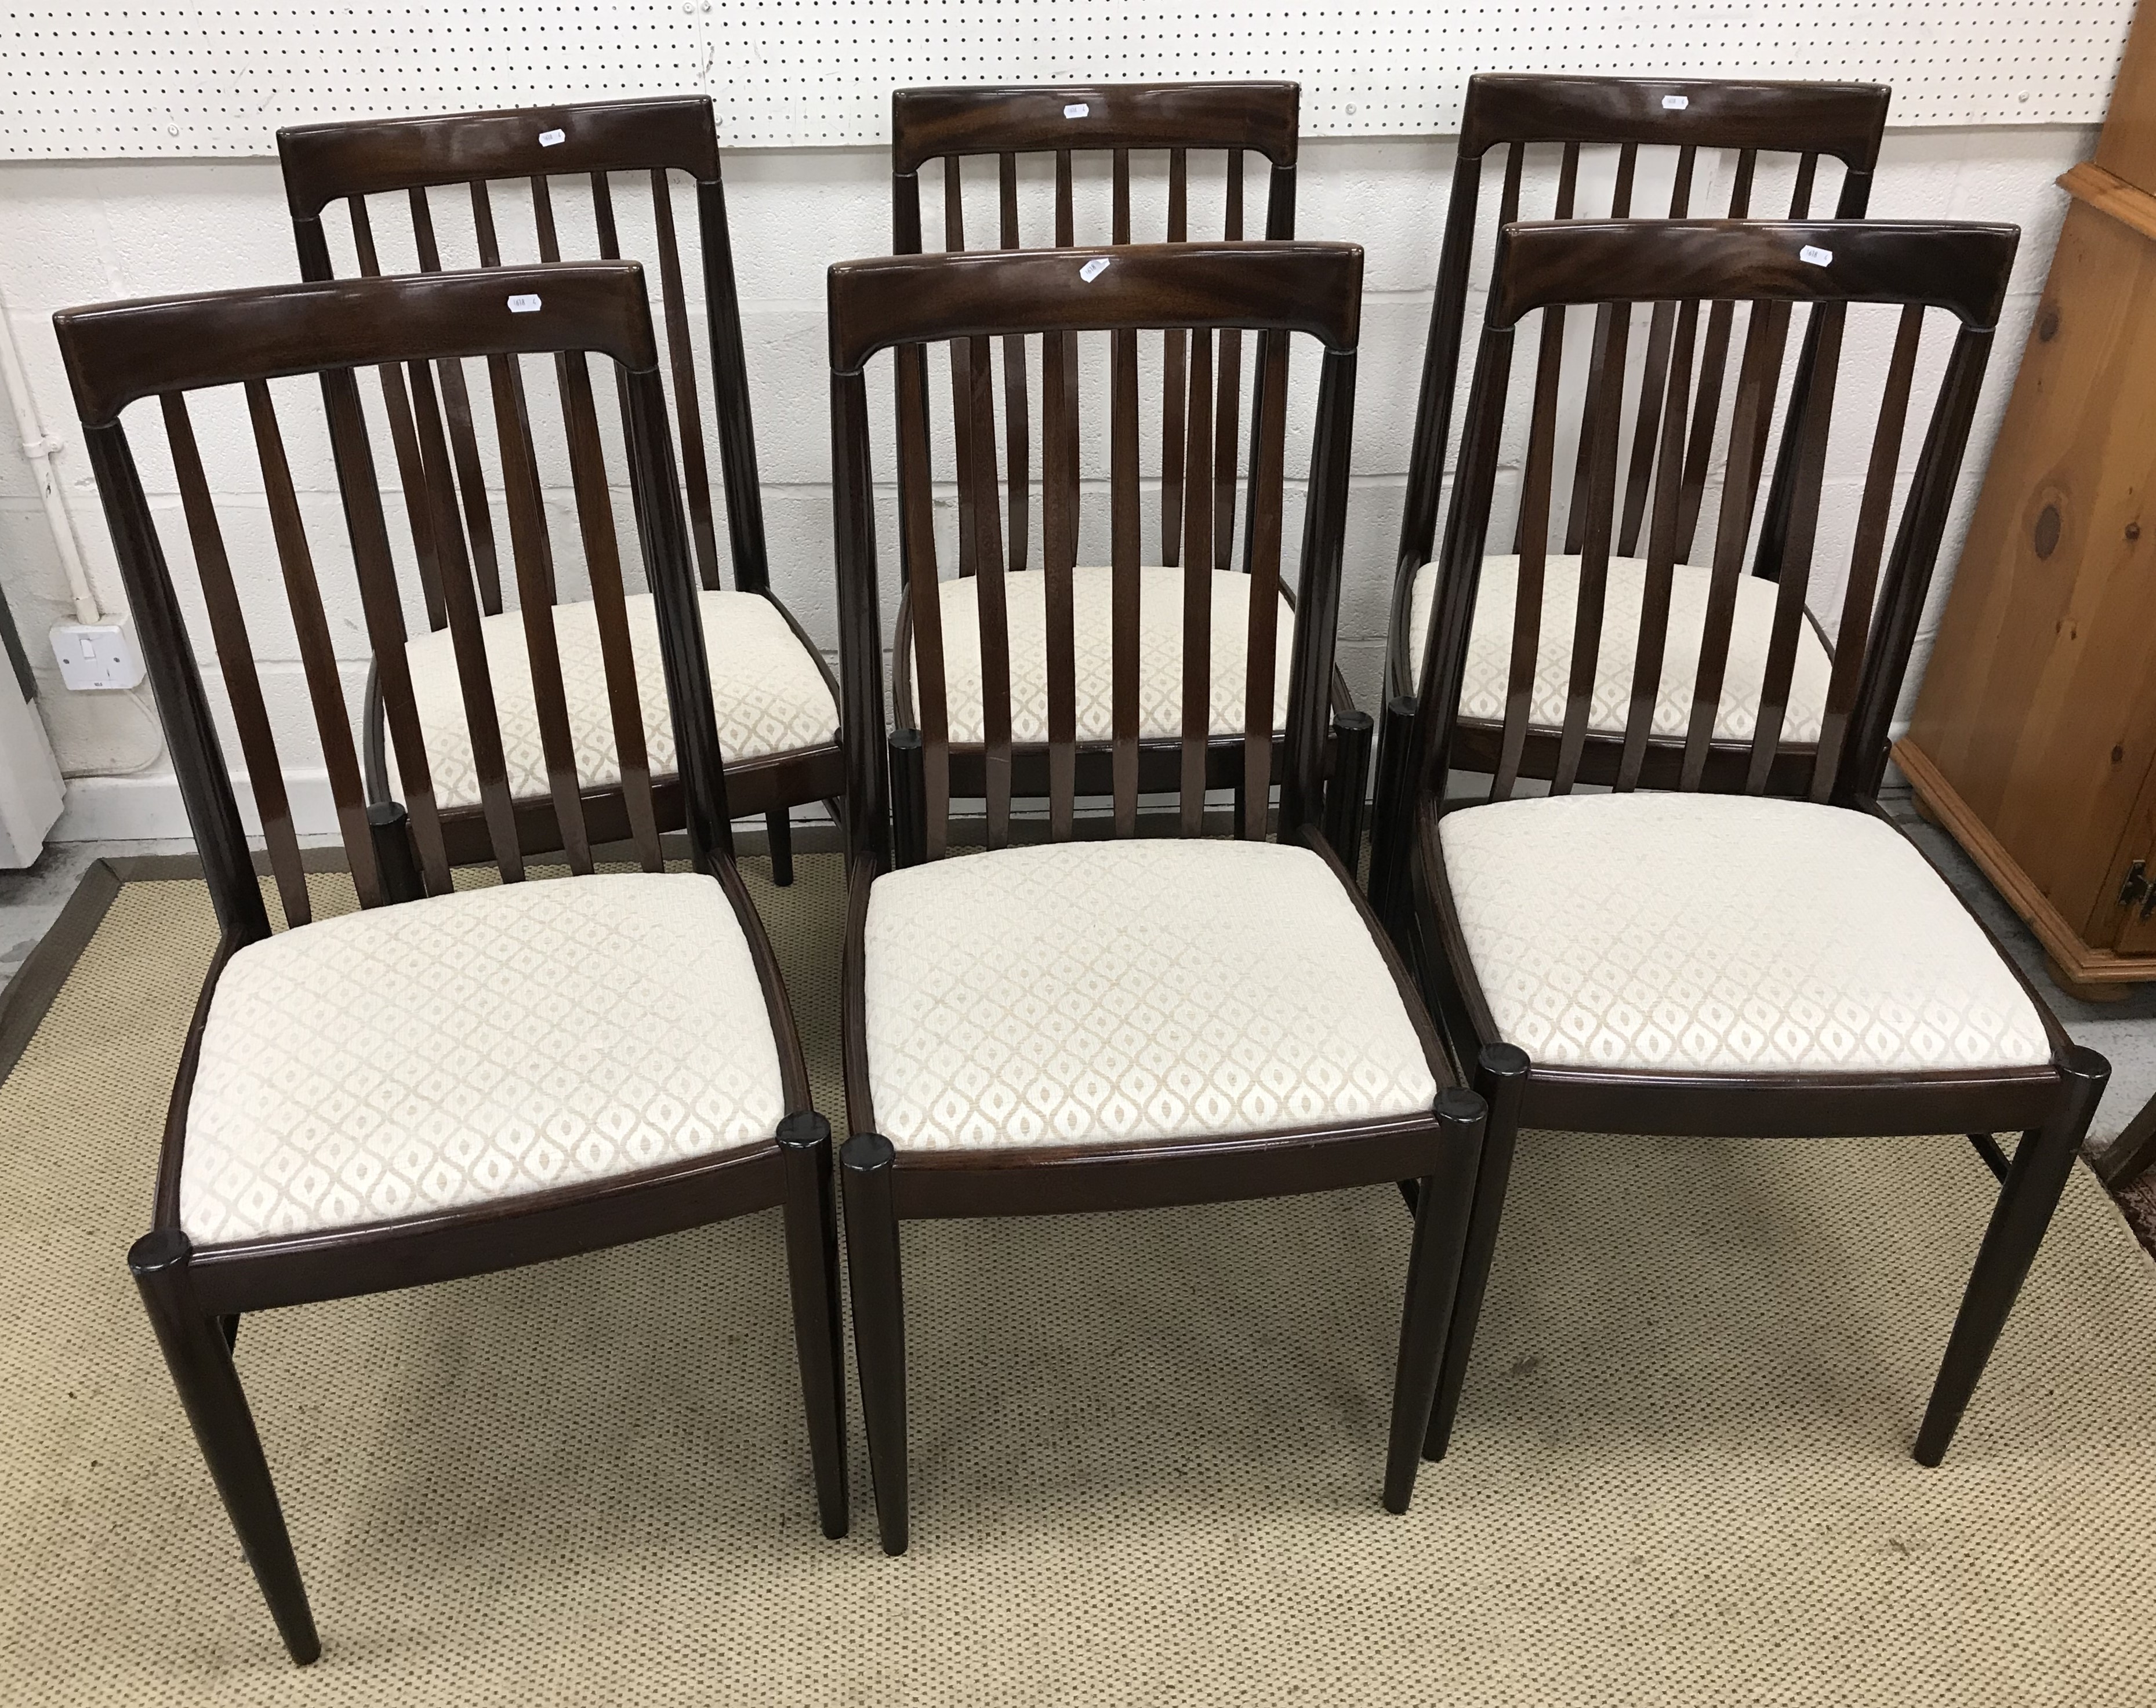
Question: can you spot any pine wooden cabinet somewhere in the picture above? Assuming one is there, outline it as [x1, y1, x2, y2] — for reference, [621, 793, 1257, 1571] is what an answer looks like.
[1897, 8, 2156, 1003]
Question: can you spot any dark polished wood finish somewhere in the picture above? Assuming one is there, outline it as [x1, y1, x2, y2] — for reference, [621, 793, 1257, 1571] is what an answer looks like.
[826, 238, 1484, 1550]
[54, 267, 847, 1662]
[278, 96, 839, 880]
[1366, 74, 1889, 923]
[1392, 216, 2110, 1470]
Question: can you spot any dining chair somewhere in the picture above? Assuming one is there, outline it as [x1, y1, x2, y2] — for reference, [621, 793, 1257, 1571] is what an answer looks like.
[1399, 215, 2108, 1469]
[53, 263, 848, 1663]
[277, 96, 840, 884]
[1367, 73, 1890, 924]
[826, 237, 1487, 1554]
[888, 81, 1371, 857]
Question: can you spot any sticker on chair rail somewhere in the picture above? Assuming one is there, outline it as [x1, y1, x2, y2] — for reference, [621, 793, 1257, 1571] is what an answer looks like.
[1799, 245, 1834, 267]
[1064, 103, 1090, 119]
[1661, 94, 1690, 110]
[1079, 256, 1112, 282]
[507, 293, 543, 312]
[538, 128, 567, 147]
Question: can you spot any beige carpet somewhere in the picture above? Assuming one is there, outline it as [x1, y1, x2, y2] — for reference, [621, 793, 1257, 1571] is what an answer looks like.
[3, 852, 2155, 1705]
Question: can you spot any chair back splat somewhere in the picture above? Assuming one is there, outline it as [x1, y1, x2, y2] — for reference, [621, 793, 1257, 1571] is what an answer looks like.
[1407, 218, 2017, 815]
[54, 266, 728, 942]
[828, 239, 1362, 860]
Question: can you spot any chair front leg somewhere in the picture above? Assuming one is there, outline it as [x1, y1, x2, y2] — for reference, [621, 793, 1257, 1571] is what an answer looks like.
[1384, 1086, 1487, 1513]
[1424, 1041, 1530, 1462]
[765, 809, 796, 887]
[777, 1113, 850, 1538]
[840, 1132, 909, 1554]
[1914, 1045, 2109, 1466]
[129, 1229, 320, 1665]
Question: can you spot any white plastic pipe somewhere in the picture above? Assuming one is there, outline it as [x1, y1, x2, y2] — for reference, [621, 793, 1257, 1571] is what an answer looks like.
[0, 279, 101, 627]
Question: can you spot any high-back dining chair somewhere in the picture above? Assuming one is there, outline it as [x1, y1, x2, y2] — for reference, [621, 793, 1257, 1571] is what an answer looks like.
[886, 82, 1370, 852]
[277, 96, 840, 884]
[826, 237, 1486, 1554]
[1400, 216, 2108, 1470]
[55, 264, 847, 1662]
[1367, 74, 1890, 922]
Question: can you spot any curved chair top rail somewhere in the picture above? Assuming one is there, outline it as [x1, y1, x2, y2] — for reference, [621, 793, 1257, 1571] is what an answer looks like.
[56, 263, 657, 424]
[1409, 215, 2017, 814]
[827, 240, 1362, 371]
[1459, 74, 1890, 168]
[1490, 219, 2020, 329]
[891, 82, 1300, 175]
[278, 96, 722, 217]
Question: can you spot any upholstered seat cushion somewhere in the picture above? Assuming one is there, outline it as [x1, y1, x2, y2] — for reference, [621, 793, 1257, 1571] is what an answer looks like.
[401, 590, 837, 809]
[862, 839, 1438, 1151]
[180, 873, 787, 1245]
[1438, 793, 2052, 1074]
[902, 566, 1295, 744]
[1406, 554, 1834, 743]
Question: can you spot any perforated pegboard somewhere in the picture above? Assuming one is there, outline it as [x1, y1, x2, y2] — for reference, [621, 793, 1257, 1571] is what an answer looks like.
[0, 1, 2136, 158]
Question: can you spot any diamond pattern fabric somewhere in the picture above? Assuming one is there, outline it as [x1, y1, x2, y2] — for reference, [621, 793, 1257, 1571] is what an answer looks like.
[180, 873, 788, 1245]
[1406, 554, 1834, 742]
[401, 591, 838, 810]
[862, 839, 1438, 1151]
[1439, 793, 2053, 1074]
[902, 566, 1295, 744]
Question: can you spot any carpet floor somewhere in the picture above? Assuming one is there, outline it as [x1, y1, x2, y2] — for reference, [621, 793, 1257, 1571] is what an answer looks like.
[2, 853, 2155, 1704]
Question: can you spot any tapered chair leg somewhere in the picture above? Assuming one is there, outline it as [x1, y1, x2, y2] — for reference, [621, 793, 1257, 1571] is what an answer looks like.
[1424, 1042, 1530, 1462]
[1914, 1045, 2108, 1466]
[129, 1229, 320, 1666]
[840, 1132, 909, 1555]
[765, 809, 796, 887]
[1367, 695, 1418, 937]
[1385, 1086, 1487, 1513]
[776, 1112, 850, 1538]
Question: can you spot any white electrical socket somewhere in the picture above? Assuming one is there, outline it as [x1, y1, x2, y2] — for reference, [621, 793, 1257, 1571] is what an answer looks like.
[50, 617, 146, 692]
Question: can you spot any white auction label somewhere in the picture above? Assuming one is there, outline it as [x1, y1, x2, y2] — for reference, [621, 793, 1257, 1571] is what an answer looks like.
[1662, 94, 1690, 110]
[1798, 245, 1833, 266]
[1079, 257, 1111, 281]
[538, 128, 566, 147]
[1064, 103, 1090, 118]
[507, 293, 543, 312]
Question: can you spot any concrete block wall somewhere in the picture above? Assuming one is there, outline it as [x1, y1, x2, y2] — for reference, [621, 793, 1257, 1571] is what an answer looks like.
[0, 122, 2096, 839]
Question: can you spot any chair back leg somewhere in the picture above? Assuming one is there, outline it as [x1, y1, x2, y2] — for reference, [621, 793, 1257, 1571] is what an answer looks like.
[128, 1230, 321, 1665]
[765, 809, 797, 887]
[840, 1132, 909, 1554]
[1914, 1044, 2109, 1466]
[777, 1113, 851, 1537]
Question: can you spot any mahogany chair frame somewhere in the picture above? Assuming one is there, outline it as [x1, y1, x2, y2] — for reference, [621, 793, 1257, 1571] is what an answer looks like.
[1368, 74, 1890, 924]
[825, 238, 1485, 1554]
[278, 96, 842, 882]
[53, 266, 848, 1663]
[887, 82, 1370, 858]
[1399, 216, 2108, 1471]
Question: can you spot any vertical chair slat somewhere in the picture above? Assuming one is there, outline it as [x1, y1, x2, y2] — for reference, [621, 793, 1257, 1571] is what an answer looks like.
[1671, 151, 1759, 558]
[896, 344, 952, 859]
[1745, 301, 1844, 794]
[998, 152, 1030, 576]
[1240, 331, 1290, 840]
[1552, 300, 1632, 794]
[651, 166, 725, 591]
[466, 180, 558, 606]
[1161, 148, 1189, 566]
[317, 368, 456, 896]
[1751, 152, 1829, 587]
[943, 158, 1003, 577]
[243, 379, 384, 907]
[1110, 324, 1142, 835]
[1493, 304, 1569, 804]
[1616, 297, 1701, 793]
[1214, 150, 1244, 572]
[408, 187, 506, 615]
[1813, 303, 1925, 803]
[347, 196, 448, 633]
[1680, 298, 1788, 789]
[1041, 321, 1079, 841]
[1515, 144, 1578, 555]
[1179, 328, 1217, 835]
[589, 170, 650, 548]
[1560, 144, 1636, 559]
[162, 393, 311, 925]
[971, 330, 1015, 851]
[1616, 147, 1696, 557]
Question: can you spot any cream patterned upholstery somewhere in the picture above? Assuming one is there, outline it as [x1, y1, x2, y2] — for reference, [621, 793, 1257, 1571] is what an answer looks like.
[862, 839, 1438, 1151]
[401, 591, 837, 809]
[180, 873, 788, 1245]
[1439, 793, 2053, 1074]
[1406, 554, 1834, 743]
[902, 566, 1295, 744]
